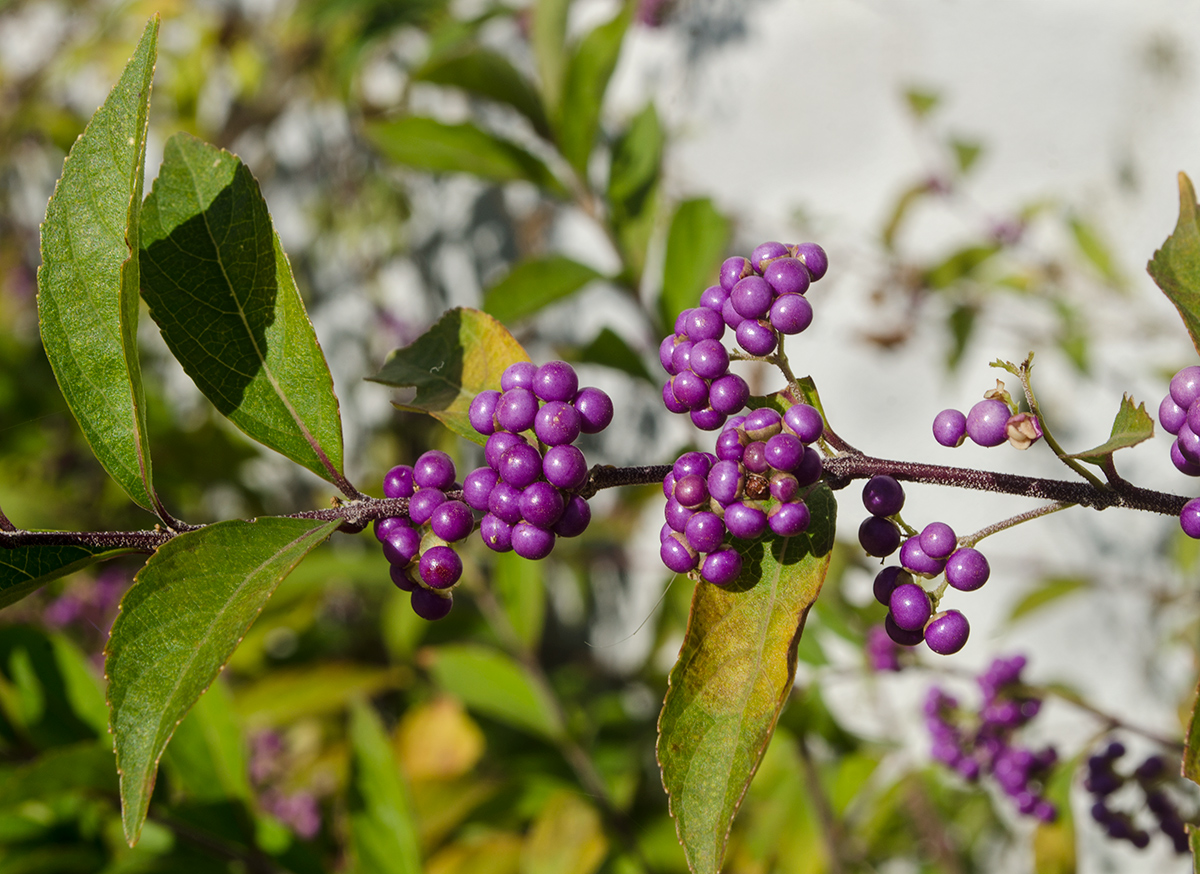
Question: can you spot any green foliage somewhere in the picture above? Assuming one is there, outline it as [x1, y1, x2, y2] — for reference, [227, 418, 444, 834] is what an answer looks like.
[0, 546, 138, 610]
[658, 486, 836, 874]
[1007, 577, 1089, 624]
[141, 133, 347, 486]
[414, 45, 551, 138]
[347, 701, 422, 874]
[1150, 172, 1200, 356]
[1066, 394, 1155, 465]
[483, 256, 605, 324]
[660, 199, 731, 331]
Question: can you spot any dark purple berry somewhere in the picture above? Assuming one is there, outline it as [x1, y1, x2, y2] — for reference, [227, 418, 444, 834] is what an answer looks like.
[750, 241, 789, 272]
[793, 242, 828, 280]
[499, 442, 543, 488]
[414, 451, 456, 490]
[924, 610, 969, 655]
[419, 545, 462, 589]
[900, 537, 947, 575]
[374, 515, 407, 542]
[1181, 497, 1200, 539]
[859, 516, 900, 557]
[765, 433, 803, 472]
[382, 525, 422, 566]
[862, 475, 905, 517]
[670, 340, 694, 374]
[707, 460, 744, 505]
[1170, 365, 1200, 409]
[721, 297, 745, 330]
[768, 501, 810, 536]
[742, 441, 769, 474]
[501, 361, 536, 392]
[702, 547, 742, 585]
[735, 319, 777, 356]
[700, 284, 728, 312]
[573, 387, 613, 433]
[520, 481, 566, 527]
[690, 408, 727, 431]
[763, 257, 811, 296]
[873, 566, 911, 605]
[725, 502, 768, 539]
[793, 447, 822, 486]
[783, 404, 824, 444]
[408, 488, 447, 525]
[659, 336, 678, 374]
[889, 582, 932, 631]
[662, 471, 676, 500]
[553, 496, 591, 537]
[690, 339, 730, 379]
[743, 407, 782, 441]
[769, 294, 813, 335]
[933, 409, 967, 447]
[664, 498, 696, 532]
[1171, 440, 1200, 476]
[674, 473, 709, 508]
[769, 471, 799, 503]
[685, 511, 726, 553]
[919, 522, 957, 559]
[661, 533, 699, 573]
[533, 361, 578, 402]
[534, 400, 582, 446]
[673, 451, 712, 479]
[431, 500, 474, 542]
[674, 309, 693, 335]
[543, 444, 588, 490]
[966, 399, 1011, 447]
[389, 564, 416, 591]
[485, 432, 525, 470]
[671, 371, 709, 410]
[383, 465, 416, 499]
[411, 587, 453, 620]
[685, 307, 726, 342]
[885, 613, 924, 646]
[480, 513, 513, 552]
[487, 482, 523, 525]
[662, 380, 689, 414]
[731, 275, 774, 320]
[716, 428, 746, 461]
[462, 467, 499, 511]
[709, 374, 750, 415]
[496, 387, 539, 432]
[719, 256, 752, 292]
[469, 390, 501, 436]
[1178, 422, 1200, 464]
[512, 522, 555, 560]
[945, 548, 989, 591]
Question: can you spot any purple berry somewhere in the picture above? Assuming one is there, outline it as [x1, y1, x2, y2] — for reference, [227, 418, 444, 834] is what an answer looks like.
[469, 390, 501, 436]
[659, 336, 678, 374]
[419, 546, 462, 589]
[533, 361, 578, 402]
[690, 339, 730, 379]
[709, 374, 750, 415]
[685, 511, 726, 553]
[716, 428, 746, 461]
[670, 338, 693, 373]
[763, 257, 811, 296]
[664, 498, 695, 532]
[885, 613, 924, 646]
[487, 482, 523, 525]
[1171, 440, 1200, 476]
[1178, 422, 1200, 464]
[573, 387, 613, 434]
[543, 444, 588, 490]
[769, 294, 813, 335]
[553, 495, 591, 537]
[769, 471, 799, 503]
[462, 467, 499, 511]
[671, 371, 709, 410]
[674, 473, 709, 508]
[383, 465, 416, 499]
[690, 408, 727, 431]
[661, 533, 699, 573]
[731, 275, 774, 320]
[1170, 365, 1200, 409]
[501, 362, 536, 392]
[1182, 498, 1200, 539]
[662, 380, 689, 414]
[485, 431, 525, 470]
[389, 564, 416, 591]
[408, 488, 447, 525]
[411, 587, 453, 620]
[945, 548, 990, 591]
[707, 460, 743, 505]
[742, 441, 769, 474]
[873, 566, 911, 605]
[919, 522, 957, 559]
[782, 406, 822, 446]
[765, 433, 803, 472]
[374, 515, 407, 542]
[768, 501, 810, 536]
[862, 475, 905, 517]
[480, 513, 513, 552]
[793, 447, 823, 487]
[381, 525, 422, 566]
[925, 610, 970, 655]
[900, 536, 947, 575]
[750, 241, 789, 272]
[792, 242, 828, 281]
[520, 481, 566, 527]
[889, 582, 932, 631]
[933, 409, 967, 447]
[685, 307, 726, 342]
[1188, 401, 1200, 439]
[743, 407, 782, 441]
[736, 319, 778, 357]
[859, 516, 900, 557]
[721, 297, 745, 330]
[724, 502, 768, 539]
[673, 451, 712, 479]
[534, 400, 582, 446]
[1160, 395, 1187, 435]
[702, 547, 742, 585]
[496, 387, 539, 432]
[662, 471, 676, 500]
[414, 451, 456, 490]
[498, 442, 543, 488]
[966, 399, 1011, 447]
[674, 309, 693, 335]
[700, 284, 728, 312]
[512, 522, 556, 560]
[719, 256, 752, 292]
[430, 500, 474, 542]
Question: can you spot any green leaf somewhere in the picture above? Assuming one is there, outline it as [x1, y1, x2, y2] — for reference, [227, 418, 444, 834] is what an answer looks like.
[37, 17, 159, 512]
[105, 517, 339, 845]
[1066, 394, 1154, 464]
[1185, 675, 1200, 788]
[414, 45, 551, 137]
[578, 327, 654, 383]
[947, 302, 978, 370]
[0, 544, 138, 610]
[1149, 173, 1200, 356]
[556, 3, 631, 176]
[608, 103, 662, 212]
[347, 701, 422, 874]
[423, 644, 563, 740]
[235, 662, 408, 727]
[0, 741, 118, 805]
[531, 0, 570, 115]
[950, 138, 983, 175]
[369, 308, 531, 446]
[657, 486, 837, 874]
[1069, 213, 1125, 288]
[522, 789, 609, 874]
[881, 181, 936, 251]
[492, 551, 545, 650]
[660, 199, 730, 331]
[140, 133, 347, 486]
[161, 679, 251, 804]
[904, 87, 940, 118]
[482, 256, 604, 324]
[367, 117, 565, 195]
[1007, 577, 1089, 624]
[923, 243, 1002, 290]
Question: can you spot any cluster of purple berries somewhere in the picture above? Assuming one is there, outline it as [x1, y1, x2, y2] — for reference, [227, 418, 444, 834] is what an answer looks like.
[925, 655, 1058, 822]
[1086, 740, 1191, 853]
[932, 389, 1041, 450]
[376, 360, 612, 621]
[1158, 365, 1200, 538]
[861, 475, 989, 655]
[660, 403, 825, 584]
[660, 241, 827, 430]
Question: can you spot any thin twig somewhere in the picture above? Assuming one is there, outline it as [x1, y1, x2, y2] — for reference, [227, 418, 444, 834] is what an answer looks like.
[1013, 354, 1107, 489]
[961, 501, 1075, 547]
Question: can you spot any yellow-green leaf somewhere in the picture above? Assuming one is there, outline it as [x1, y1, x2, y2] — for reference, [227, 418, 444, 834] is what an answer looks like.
[348, 701, 422, 874]
[1066, 394, 1154, 465]
[1149, 173, 1200, 357]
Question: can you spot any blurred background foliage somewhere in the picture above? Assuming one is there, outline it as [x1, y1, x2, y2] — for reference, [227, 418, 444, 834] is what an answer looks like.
[0, 0, 1187, 872]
